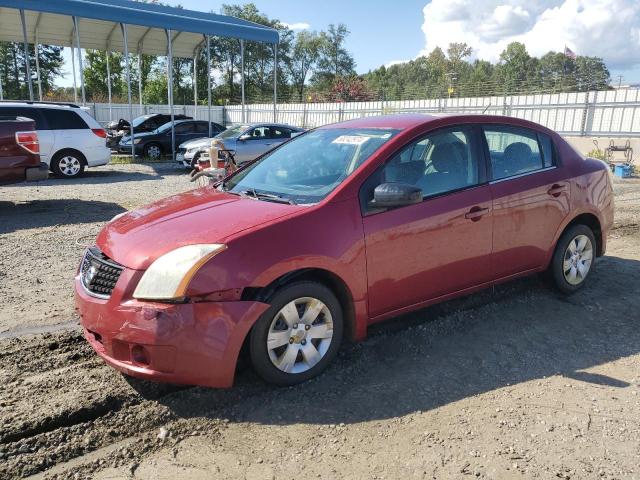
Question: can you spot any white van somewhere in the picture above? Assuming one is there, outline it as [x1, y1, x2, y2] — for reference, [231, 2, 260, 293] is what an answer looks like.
[0, 102, 111, 178]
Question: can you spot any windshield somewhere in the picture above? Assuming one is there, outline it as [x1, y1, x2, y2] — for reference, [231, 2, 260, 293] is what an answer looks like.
[155, 121, 180, 133]
[217, 124, 249, 139]
[224, 128, 398, 204]
[132, 115, 153, 127]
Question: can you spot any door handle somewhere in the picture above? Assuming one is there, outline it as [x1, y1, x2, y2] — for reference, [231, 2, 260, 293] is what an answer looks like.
[547, 184, 567, 197]
[464, 206, 490, 221]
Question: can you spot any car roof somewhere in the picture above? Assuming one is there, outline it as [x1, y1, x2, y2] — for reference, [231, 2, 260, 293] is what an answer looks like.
[317, 113, 552, 132]
[0, 101, 81, 110]
[242, 122, 302, 129]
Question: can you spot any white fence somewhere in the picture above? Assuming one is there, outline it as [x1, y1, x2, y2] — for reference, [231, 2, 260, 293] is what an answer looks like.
[90, 103, 225, 126]
[90, 88, 640, 137]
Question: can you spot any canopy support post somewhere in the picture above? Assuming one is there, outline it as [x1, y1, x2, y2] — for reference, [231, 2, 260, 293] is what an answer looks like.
[106, 49, 112, 120]
[70, 44, 78, 103]
[166, 29, 175, 161]
[34, 33, 42, 101]
[273, 43, 278, 122]
[137, 49, 143, 108]
[121, 23, 134, 158]
[241, 39, 245, 123]
[0, 75, 3, 100]
[193, 49, 198, 119]
[206, 35, 212, 138]
[19, 9, 34, 101]
[73, 16, 86, 105]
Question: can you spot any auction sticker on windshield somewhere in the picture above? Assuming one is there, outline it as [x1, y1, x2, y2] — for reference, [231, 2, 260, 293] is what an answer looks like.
[332, 135, 370, 145]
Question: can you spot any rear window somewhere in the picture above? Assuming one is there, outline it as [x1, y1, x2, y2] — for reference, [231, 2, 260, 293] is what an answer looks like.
[40, 109, 88, 130]
[0, 106, 46, 129]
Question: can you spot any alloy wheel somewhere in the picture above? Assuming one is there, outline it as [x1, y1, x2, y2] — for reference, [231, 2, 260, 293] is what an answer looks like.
[58, 156, 81, 176]
[266, 297, 334, 374]
[563, 234, 593, 285]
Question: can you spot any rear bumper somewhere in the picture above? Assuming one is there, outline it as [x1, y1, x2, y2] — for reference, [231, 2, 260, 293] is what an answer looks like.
[74, 274, 269, 388]
[84, 145, 111, 167]
[25, 162, 49, 181]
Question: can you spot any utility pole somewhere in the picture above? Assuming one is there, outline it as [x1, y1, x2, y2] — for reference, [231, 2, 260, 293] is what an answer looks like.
[616, 75, 623, 88]
[446, 72, 457, 99]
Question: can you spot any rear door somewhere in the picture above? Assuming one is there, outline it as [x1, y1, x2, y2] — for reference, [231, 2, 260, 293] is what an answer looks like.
[362, 126, 494, 319]
[40, 108, 92, 162]
[268, 126, 292, 148]
[483, 125, 570, 278]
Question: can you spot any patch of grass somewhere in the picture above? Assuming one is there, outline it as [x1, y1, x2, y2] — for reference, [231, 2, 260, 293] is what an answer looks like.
[110, 154, 174, 165]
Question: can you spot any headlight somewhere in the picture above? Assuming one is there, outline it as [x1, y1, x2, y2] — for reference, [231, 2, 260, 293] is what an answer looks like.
[133, 244, 227, 301]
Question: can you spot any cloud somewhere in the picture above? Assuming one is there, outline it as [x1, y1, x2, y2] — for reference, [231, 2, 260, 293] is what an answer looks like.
[282, 22, 311, 31]
[385, 59, 410, 68]
[420, 0, 640, 69]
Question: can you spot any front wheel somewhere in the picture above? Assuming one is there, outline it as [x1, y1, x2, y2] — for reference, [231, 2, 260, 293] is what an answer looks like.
[548, 224, 596, 294]
[249, 282, 343, 386]
[143, 143, 162, 160]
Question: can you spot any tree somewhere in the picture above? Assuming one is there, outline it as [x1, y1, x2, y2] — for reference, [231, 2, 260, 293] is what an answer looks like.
[0, 41, 63, 99]
[288, 31, 322, 101]
[314, 24, 355, 88]
[83, 50, 125, 101]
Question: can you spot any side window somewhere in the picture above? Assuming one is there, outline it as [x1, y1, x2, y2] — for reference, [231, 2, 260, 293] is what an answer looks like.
[40, 109, 88, 130]
[538, 133, 555, 168]
[483, 126, 545, 180]
[270, 127, 291, 139]
[379, 127, 480, 199]
[248, 126, 269, 139]
[195, 122, 209, 133]
[174, 123, 192, 134]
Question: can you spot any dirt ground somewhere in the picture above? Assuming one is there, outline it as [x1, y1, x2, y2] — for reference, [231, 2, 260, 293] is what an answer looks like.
[1, 163, 639, 480]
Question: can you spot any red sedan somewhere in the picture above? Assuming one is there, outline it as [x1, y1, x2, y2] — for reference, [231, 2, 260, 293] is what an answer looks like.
[75, 114, 614, 388]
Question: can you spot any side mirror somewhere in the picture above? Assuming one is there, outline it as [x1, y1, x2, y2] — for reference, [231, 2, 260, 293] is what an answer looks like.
[369, 183, 422, 209]
[238, 134, 251, 142]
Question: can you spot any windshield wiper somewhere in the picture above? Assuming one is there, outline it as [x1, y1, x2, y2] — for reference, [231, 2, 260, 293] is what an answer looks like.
[240, 189, 296, 205]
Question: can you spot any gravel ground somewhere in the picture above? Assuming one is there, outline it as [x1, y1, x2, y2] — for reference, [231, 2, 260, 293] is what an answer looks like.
[1, 164, 639, 479]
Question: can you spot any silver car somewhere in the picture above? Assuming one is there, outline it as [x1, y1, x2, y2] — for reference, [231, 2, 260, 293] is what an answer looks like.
[183, 123, 305, 168]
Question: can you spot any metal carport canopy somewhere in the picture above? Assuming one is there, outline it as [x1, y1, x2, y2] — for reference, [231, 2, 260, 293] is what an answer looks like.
[0, 0, 279, 57]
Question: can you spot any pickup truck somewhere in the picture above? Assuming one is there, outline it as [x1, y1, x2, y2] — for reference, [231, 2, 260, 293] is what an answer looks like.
[0, 116, 48, 184]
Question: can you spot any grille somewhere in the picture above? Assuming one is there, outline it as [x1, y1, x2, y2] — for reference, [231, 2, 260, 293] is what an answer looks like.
[80, 247, 123, 298]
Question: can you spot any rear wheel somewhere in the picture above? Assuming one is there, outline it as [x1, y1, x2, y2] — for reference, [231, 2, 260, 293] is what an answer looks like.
[548, 224, 596, 294]
[51, 151, 85, 178]
[249, 282, 343, 386]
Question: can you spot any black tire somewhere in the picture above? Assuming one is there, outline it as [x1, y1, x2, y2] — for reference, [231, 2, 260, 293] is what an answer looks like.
[548, 224, 597, 294]
[143, 143, 163, 160]
[249, 281, 343, 386]
[189, 152, 201, 169]
[51, 150, 85, 178]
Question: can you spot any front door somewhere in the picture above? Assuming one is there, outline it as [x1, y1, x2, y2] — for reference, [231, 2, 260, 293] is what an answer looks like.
[362, 126, 494, 319]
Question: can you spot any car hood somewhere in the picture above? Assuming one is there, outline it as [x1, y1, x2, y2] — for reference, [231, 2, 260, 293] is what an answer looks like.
[180, 137, 211, 150]
[121, 131, 158, 143]
[96, 188, 303, 270]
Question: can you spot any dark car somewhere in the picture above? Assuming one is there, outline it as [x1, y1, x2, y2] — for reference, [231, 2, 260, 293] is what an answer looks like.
[118, 120, 225, 159]
[0, 116, 48, 184]
[106, 113, 192, 149]
[77, 114, 614, 389]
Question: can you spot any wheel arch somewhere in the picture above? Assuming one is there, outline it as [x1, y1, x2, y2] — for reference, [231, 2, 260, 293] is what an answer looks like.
[52, 148, 88, 166]
[562, 213, 603, 256]
[241, 267, 358, 342]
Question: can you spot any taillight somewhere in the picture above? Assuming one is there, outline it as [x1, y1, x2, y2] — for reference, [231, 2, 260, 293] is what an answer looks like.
[15, 131, 40, 154]
[216, 160, 226, 169]
[92, 128, 107, 138]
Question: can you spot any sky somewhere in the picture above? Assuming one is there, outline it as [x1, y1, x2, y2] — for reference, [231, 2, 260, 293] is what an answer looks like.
[59, 0, 640, 87]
